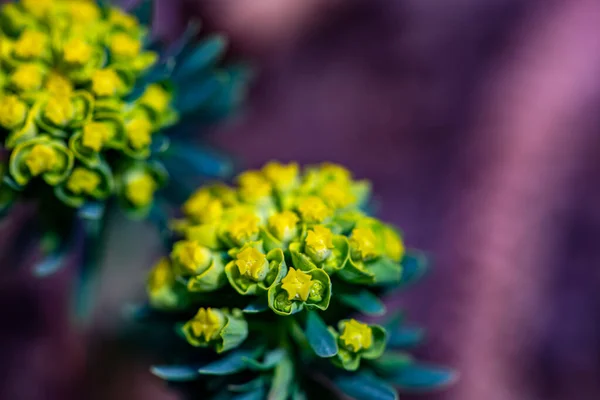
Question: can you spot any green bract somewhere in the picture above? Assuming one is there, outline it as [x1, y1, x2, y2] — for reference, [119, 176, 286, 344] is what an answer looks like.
[143, 162, 457, 400]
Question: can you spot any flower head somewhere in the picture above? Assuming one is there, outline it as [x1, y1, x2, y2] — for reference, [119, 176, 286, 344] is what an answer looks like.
[25, 144, 58, 176]
[66, 167, 100, 195]
[0, 95, 27, 129]
[305, 225, 334, 263]
[298, 196, 331, 223]
[188, 308, 225, 342]
[268, 211, 299, 242]
[235, 246, 269, 282]
[281, 267, 313, 301]
[350, 227, 379, 261]
[339, 319, 373, 352]
[171, 240, 212, 276]
[262, 161, 299, 191]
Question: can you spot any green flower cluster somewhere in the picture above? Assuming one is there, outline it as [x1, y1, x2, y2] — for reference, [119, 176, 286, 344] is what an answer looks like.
[145, 162, 456, 399]
[0, 0, 173, 215]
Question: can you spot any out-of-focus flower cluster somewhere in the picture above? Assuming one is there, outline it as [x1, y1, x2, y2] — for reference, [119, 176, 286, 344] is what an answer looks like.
[0, 0, 174, 215]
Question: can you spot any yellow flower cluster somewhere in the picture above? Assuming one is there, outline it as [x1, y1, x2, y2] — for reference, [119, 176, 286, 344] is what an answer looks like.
[0, 0, 176, 212]
[150, 162, 406, 316]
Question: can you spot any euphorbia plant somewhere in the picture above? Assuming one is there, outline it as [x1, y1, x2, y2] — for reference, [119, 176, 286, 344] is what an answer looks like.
[136, 161, 457, 399]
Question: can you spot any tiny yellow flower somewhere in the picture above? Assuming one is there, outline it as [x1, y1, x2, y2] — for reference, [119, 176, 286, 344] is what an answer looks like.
[125, 173, 156, 207]
[320, 182, 355, 209]
[67, 1, 100, 23]
[139, 84, 171, 113]
[45, 72, 73, 95]
[66, 167, 100, 195]
[108, 8, 139, 31]
[268, 211, 299, 242]
[183, 189, 224, 223]
[235, 247, 268, 281]
[298, 196, 332, 223]
[262, 161, 299, 191]
[91, 68, 122, 97]
[305, 225, 334, 262]
[0, 95, 27, 129]
[320, 162, 352, 183]
[82, 121, 112, 152]
[383, 227, 405, 262]
[339, 319, 373, 352]
[171, 240, 212, 275]
[63, 38, 93, 65]
[237, 170, 271, 202]
[148, 257, 173, 295]
[350, 227, 379, 260]
[14, 30, 47, 59]
[126, 116, 152, 150]
[228, 213, 260, 244]
[189, 308, 225, 342]
[11, 64, 44, 92]
[44, 96, 74, 126]
[25, 144, 58, 176]
[281, 267, 313, 301]
[21, 0, 53, 17]
[110, 33, 141, 58]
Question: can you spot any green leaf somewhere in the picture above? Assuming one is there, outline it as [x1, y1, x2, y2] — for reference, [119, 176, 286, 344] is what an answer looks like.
[369, 352, 413, 375]
[338, 289, 386, 316]
[243, 349, 286, 371]
[175, 73, 222, 115]
[131, 0, 154, 27]
[388, 364, 458, 392]
[304, 310, 338, 358]
[337, 258, 375, 285]
[150, 364, 201, 382]
[267, 353, 293, 400]
[399, 250, 429, 287]
[228, 377, 265, 393]
[387, 326, 424, 349]
[198, 349, 258, 375]
[334, 372, 398, 400]
[368, 257, 402, 286]
[174, 35, 228, 80]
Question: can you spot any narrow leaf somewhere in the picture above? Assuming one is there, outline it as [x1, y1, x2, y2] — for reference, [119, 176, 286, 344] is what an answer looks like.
[267, 354, 293, 400]
[304, 310, 338, 358]
[399, 250, 429, 287]
[173, 35, 228, 80]
[338, 290, 386, 316]
[387, 326, 424, 349]
[389, 364, 458, 392]
[198, 349, 257, 375]
[334, 372, 398, 400]
[150, 364, 201, 382]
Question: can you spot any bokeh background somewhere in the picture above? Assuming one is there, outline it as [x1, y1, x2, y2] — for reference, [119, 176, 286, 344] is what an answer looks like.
[1, 0, 600, 399]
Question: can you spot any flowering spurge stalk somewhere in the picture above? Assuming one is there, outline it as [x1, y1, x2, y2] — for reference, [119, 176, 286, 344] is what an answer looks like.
[139, 162, 457, 400]
[0, 0, 248, 318]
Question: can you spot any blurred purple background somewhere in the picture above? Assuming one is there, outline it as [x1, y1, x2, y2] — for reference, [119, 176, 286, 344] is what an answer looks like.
[2, 0, 600, 399]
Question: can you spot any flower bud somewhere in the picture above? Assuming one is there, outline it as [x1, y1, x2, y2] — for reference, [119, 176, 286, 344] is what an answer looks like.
[349, 227, 379, 261]
[171, 240, 213, 276]
[339, 319, 373, 353]
[268, 211, 299, 242]
[304, 225, 334, 263]
[308, 281, 325, 302]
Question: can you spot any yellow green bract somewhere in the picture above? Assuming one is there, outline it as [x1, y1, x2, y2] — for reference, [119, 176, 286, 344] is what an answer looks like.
[0, 0, 176, 213]
[150, 161, 407, 357]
